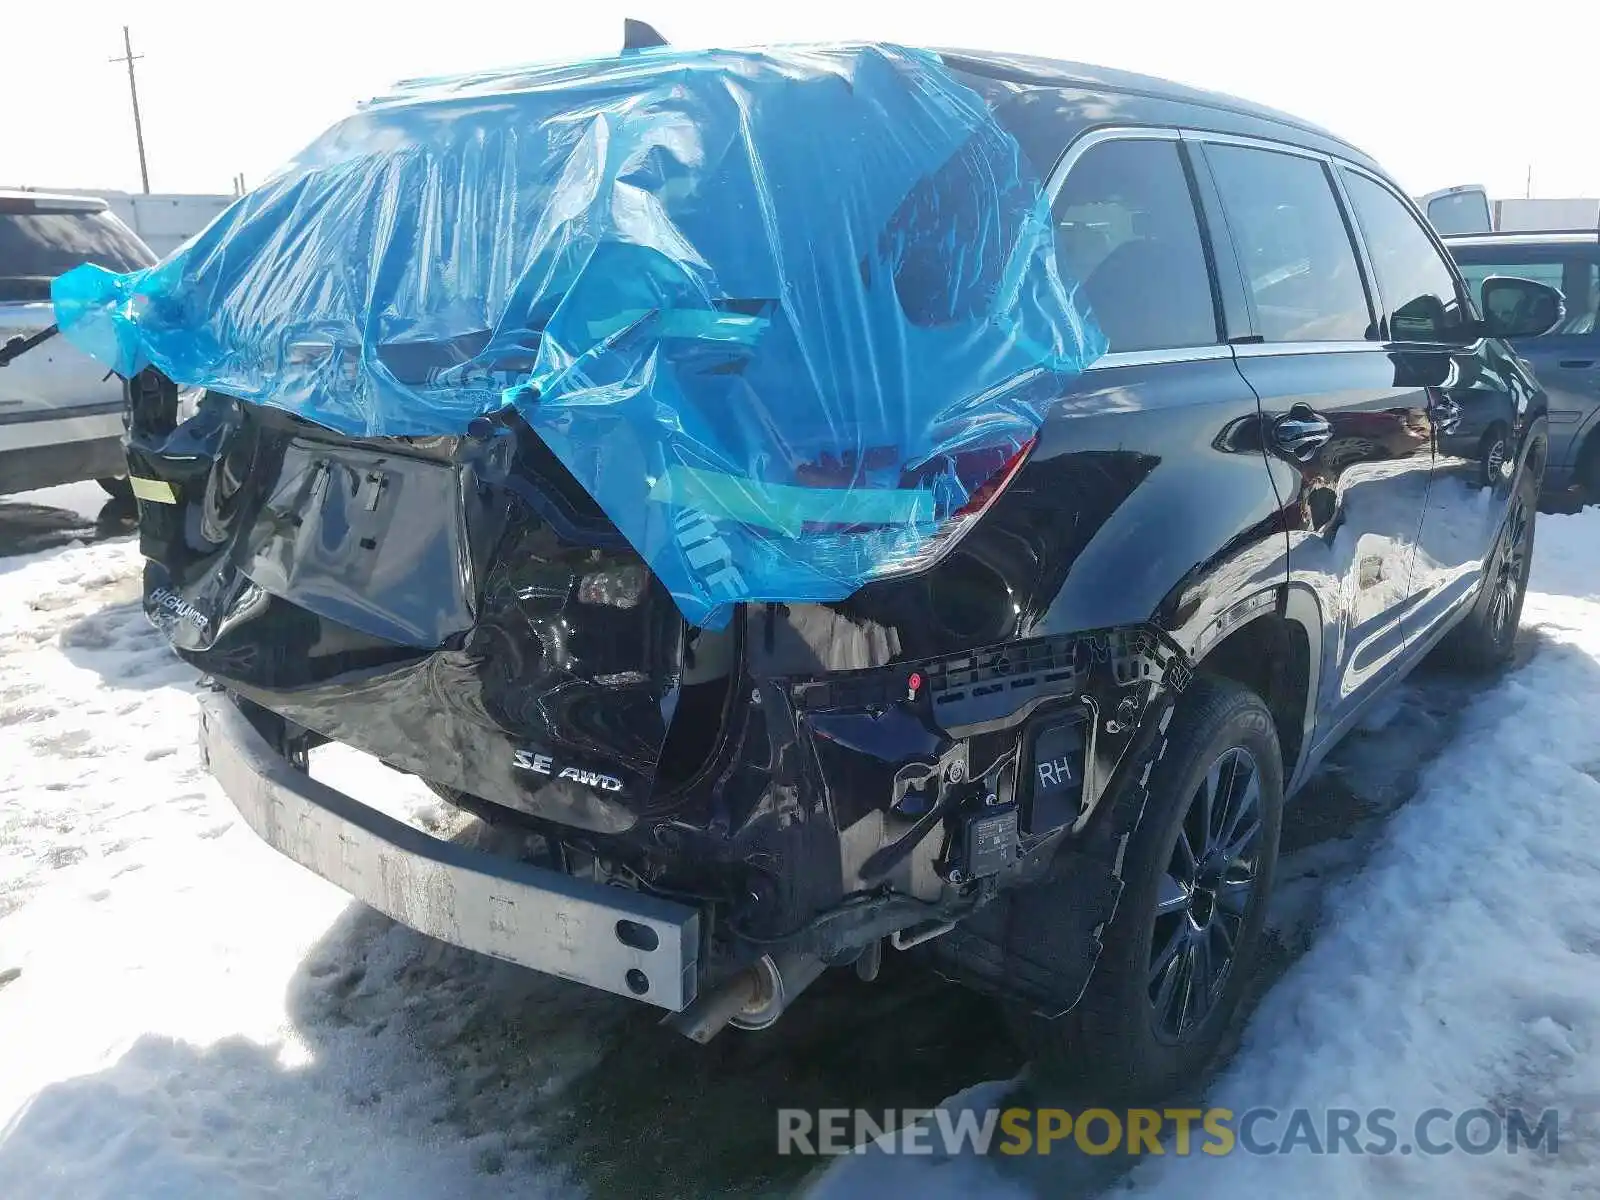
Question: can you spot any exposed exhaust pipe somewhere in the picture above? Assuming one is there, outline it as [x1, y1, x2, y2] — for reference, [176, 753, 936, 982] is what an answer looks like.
[665, 950, 826, 1044]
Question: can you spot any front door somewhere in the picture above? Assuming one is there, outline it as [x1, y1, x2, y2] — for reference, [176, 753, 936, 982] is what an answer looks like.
[1337, 168, 1526, 638]
[1200, 139, 1434, 727]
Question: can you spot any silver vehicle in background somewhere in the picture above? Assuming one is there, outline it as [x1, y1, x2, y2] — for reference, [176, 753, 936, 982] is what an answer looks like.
[1446, 229, 1600, 509]
[0, 190, 156, 498]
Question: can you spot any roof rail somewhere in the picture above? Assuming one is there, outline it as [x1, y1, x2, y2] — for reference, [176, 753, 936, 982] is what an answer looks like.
[1443, 228, 1600, 238]
[0, 190, 109, 214]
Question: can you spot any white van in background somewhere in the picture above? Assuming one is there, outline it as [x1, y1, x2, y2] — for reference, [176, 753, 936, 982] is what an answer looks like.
[1420, 184, 1600, 234]
[0, 190, 155, 498]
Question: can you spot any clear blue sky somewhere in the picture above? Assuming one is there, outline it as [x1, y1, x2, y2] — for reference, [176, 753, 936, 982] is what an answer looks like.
[8, 0, 1597, 202]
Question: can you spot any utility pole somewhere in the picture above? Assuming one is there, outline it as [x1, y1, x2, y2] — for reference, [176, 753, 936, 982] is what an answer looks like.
[109, 26, 150, 194]
[1526, 164, 1533, 199]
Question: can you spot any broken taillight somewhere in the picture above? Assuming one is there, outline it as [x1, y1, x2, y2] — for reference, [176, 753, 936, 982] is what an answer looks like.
[858, 436, 1037, 581]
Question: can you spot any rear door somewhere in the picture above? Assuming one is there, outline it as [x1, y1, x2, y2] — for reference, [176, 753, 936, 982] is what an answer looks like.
[1030, 130, 1277, 642]
[1338, 170, 1520, 636]
[1196, 137, 1435, 727]
[1449, 239, 1600, 493]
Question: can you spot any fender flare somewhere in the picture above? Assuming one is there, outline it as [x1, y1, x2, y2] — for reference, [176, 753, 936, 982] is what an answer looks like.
[1184, 581, 1323, 795]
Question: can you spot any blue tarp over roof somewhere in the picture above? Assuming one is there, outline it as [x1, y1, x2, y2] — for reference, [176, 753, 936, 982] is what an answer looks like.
[52, 43, 1104, 627]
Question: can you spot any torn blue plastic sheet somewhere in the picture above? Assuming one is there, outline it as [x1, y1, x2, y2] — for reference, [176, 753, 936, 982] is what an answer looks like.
[52, 43, 1104, 628]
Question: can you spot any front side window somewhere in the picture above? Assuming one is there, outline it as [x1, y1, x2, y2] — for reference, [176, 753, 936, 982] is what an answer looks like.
[1050, 138, 1218, 353]
[1205, 144, 1372, 343]
[1342, 172, 1469, 343]
[1452, 254, 1599, 337]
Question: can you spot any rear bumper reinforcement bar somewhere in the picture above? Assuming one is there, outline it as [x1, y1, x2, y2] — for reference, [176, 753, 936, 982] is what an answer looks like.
[197, 692, 701, 1010]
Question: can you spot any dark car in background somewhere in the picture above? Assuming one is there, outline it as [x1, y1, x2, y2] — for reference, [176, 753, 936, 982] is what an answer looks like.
[119, 49, 1562, 1102]
[0, 191, 166, 497]
[1446, 231, 1600, 508]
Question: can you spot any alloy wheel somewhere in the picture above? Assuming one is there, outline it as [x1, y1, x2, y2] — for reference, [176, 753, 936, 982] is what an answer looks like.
[1484, 438, 1507, 486]
[1147, 746, 1263, 1042]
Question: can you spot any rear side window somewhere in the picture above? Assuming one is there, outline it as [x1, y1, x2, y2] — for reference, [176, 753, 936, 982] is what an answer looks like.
[1205, 144, 1371, 343]
[0, 208, 154, 303]
[1050, 138, 1218, 353]
[1341, 172, 1469, 343]
[882, 119, 1044, 328]
[1452, 254, 1599, 337]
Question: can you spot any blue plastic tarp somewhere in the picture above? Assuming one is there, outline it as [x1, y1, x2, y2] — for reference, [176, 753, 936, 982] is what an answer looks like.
[53, 43, 1103, 628]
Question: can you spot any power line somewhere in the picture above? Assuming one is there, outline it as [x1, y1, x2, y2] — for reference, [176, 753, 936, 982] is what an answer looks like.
[108, 26, 150, 194]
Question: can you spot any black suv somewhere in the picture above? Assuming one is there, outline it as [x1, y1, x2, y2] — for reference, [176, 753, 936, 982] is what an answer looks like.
[123, 49, 1559, 1100]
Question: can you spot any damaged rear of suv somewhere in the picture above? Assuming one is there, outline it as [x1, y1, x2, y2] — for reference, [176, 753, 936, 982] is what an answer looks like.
[53, 39, 1554, 1099]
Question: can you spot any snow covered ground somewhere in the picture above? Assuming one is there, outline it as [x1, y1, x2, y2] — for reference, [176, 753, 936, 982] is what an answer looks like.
[2, 488, 1599, 1198]
[0, 520, 568, 1196]
[0, 482, 136, 563]
[815, 507, 1600, 1200]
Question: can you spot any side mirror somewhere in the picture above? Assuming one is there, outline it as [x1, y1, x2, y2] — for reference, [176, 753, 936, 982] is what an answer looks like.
[1480, 276, 1565, 340]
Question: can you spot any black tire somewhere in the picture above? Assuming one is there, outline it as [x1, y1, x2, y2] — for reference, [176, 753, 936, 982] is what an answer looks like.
[1007, 677, 1283, 1102]
[97, 476, 134, 502]
[1437, 465, 1536, 673]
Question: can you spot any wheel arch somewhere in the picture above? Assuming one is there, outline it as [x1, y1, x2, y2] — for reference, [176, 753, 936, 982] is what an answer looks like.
[1515, 413, 1550, 483]
[1188, 588, 1321, 795]
[1569, 414, 1600, 489]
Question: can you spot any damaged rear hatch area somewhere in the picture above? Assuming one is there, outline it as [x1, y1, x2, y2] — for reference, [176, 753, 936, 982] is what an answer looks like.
[53, 42, 1100, 834]
[130, 383, 692, 833]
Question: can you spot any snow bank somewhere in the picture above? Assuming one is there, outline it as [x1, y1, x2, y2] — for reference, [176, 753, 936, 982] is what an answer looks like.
[0, 538, 568, 1197]
[5, 501, 1600, 1199]
[1113, 519, 1600, 1195]
[815, 507, 1600, 1198]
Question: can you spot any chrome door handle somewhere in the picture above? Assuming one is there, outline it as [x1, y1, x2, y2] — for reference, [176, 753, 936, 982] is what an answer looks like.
[1273, 404, 1333, 461]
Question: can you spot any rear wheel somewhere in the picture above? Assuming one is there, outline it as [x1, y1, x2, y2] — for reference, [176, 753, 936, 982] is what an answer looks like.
[1007, 677, 1283, 1101]
[1479, 424, 1510, 489]
[1438, 466, 1536, 672]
